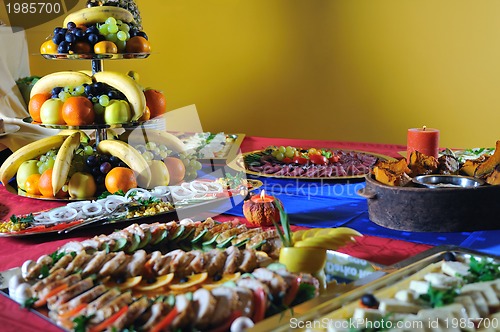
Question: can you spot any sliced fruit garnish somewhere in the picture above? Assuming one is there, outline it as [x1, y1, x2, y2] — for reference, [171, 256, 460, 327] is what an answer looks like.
[104, 276, 142, 290]
[202, 272, 241, 290]
[134, 273, 174, 291]
[169, 272, 208, 291]
[292, 230, 307, 242]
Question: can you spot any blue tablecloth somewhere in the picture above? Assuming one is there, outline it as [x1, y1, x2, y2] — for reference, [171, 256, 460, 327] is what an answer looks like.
[222, 175, 500, 257]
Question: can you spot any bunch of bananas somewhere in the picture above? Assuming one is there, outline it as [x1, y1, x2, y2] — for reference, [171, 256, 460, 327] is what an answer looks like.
[63, 4, 136, 28]
[292, 227, 362, 250]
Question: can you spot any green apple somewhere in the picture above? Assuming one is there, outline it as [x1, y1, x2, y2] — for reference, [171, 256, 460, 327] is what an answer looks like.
[104, 100, 131, 124]
[68, 172, 97, 199]
[148, 160, 170, 187]
[40, 98, 65, 124]
[16, 160, 40, 191]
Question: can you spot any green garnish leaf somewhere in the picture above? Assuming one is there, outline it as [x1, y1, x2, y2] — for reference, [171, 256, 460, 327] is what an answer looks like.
[9, 213, 35, 224]
[419, 285, 458, 308]
[98, 190, 125, 199]
[21, 297, 38, 308]
[40, 265, 50, 278]
[49, 250, 66, 264]
[463, 256, 500, 283]
[73, 314, 94, 332]
[271, 199, 293, 247]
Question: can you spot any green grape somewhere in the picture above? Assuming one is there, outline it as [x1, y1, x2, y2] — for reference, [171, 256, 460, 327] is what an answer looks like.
[84, 145, 94, 155]
[193, 161, 202, 171]
[51, 155, 57, 160]
[116, 19, 123, 26]
[58, 91, 71, 102]
[275, 152, 285, 161]
[107, 24, 119, 34]
[38, 164, 48, 174]
[105, 17, 117, 25]
[105, 33, 118, 43]
[45, 158, 55, 169]
[36, 161, 42, 167]
[71, 90, 81, 96]
[143, 151, 154, 161]
[271, 150, 278, 158]
[74, 85, 85, 95]
[98, 23, 109, 35]
[99, 95, 110, 107]
[117, 31, 128, 41]
[115, 40, 126, 52]
[40, 155, 47, 162]
[119, 23, 130, 32]
[92, 97, 99, 103]
[63, 86, 72, 93]
[47, 149, 57, 157]
[159, 151, 168, 159]
[159, 145, 169, 152]
[93, 103, 105, 115]
[145, 142, 157, 150]
[181, 158, 190, 167]
[285, 146, 296, 158]
[278, 146, 286, 154]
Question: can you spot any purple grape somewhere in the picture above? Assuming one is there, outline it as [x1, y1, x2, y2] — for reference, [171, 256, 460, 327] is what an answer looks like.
[51, 87, 63, 96]
[117, 162, 127, 168]
[95, 175, 105, 184]
[107, 90, 119, 99]
[109, 156, 119, 166]
[129, 28, 138, 37]
[86, 155, 98, 167]
[136, 31, 148, 40]
[98, 154, 109, 163]
[57, 41, 70, 53]
[74, 29, 85, 40]
[85, 25, 98, 34]
[67, 22, 76, 30]
[86, 33, 99, 45]
[65, 33, 76, 43]
[100, 162, 112, 174]
[91, 166, 101, 176]
[53, 27, 63, 35]
[52, 34, 64, 45]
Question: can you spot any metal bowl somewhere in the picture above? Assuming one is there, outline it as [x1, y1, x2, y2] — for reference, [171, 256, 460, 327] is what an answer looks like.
[412, 175, 484, 189]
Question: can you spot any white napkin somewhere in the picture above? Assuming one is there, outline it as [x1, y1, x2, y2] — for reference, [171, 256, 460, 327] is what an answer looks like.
[0, 27, 56, 152]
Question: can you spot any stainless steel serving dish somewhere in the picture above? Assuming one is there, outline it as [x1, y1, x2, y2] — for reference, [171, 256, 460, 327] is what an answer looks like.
[412, 174, 484, 188]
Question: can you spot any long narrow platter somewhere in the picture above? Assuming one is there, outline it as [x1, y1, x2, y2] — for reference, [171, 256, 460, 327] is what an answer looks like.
[252, 245, 500, 331]
[0, 179, 262, 237]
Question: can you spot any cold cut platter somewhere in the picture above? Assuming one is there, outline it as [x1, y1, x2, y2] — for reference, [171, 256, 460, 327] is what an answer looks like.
[0, 178, 262, 237]
[0, 218, 324, 332]
[251, 246, 500, 331]
[232, 146, 395, 180]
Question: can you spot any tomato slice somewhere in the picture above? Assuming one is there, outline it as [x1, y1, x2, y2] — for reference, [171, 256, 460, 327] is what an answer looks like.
[89, 305, 128, 332]
[329, 155, 340, 163]
[309, 154, 328, 165]
[292, 156, 308, 165]
[150, 307, 178, 332]
[252, 288, 267, 323]
[282, 277, 301, 306]
[282, 157, 293, 163]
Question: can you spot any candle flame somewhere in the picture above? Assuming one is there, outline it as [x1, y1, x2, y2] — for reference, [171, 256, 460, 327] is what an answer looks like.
[260, 190, 266, 200]
[422, 125, 427, 131]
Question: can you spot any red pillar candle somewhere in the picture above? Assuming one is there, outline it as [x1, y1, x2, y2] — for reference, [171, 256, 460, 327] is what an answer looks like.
[243, 190, 278, 226]
[407, 126, 440, 160]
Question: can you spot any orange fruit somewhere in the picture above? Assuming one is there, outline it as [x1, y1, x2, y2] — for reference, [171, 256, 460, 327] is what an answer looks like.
[125, 36, 151, 53]
[61, 96, 95, 126]
[94, 41, 118, 54]
[163, 157, 186, 185]
[38, 169, 68, 198]
[40, 40, 58, 54]
[29, 93, 51, 122]
[138, 106, 151, 122]
[144, 89, 166, 119]
[25, 174, 42, 195]
[105, 167, 137, 194]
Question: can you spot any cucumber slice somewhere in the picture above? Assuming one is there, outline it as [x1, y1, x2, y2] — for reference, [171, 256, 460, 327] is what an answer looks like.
[126, 234, 141, 253]
[234, 238, 249, 248]
[168, 225, 185, 241]
[137, 229, 152, 249]
[202, 233, 219, 246]
[250, 239, 267, 250]
[151, 229, 168, 246]
[191, 229, 208, 244]
[216, 235, 236, 249]
[177, 227, 195, 242]
[112, 237, 128, 252]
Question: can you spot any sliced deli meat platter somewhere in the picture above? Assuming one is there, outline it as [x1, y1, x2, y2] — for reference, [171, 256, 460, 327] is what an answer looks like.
[1, 218, 324, 332]
[234, 146, 395, 180]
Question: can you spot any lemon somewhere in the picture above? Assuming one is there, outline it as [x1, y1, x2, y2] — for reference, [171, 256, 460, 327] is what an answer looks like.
[279, 247, 327, 274]
[134, 273, 174, 291]
[169, 272, 208, 290]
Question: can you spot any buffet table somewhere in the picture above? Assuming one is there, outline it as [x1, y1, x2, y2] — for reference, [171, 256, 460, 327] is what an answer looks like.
[0, 135, 499, 332]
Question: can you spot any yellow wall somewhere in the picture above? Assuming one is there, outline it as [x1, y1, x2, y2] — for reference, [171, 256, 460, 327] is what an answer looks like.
[10, 0, 500, 148]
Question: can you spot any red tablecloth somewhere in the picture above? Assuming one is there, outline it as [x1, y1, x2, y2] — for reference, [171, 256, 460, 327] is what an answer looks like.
[0, 136, 432, 332]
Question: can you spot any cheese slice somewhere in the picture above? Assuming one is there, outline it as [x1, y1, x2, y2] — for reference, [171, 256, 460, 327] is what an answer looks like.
[424, 273, 462, 289]
[379, 298, 422, 314]
[441, 261, 471, 278]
